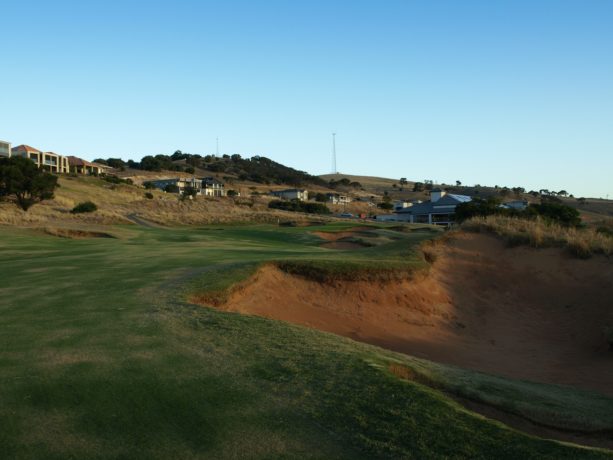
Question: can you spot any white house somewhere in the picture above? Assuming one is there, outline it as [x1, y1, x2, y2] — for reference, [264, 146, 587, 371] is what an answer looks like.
[202, 177, 226, 197]
[394, 189, 471, 225]
[149, 177, 203, 195]
[326, 193, 351, 205]
[0, 139, 11, 158]
[270, 189, 308, 201]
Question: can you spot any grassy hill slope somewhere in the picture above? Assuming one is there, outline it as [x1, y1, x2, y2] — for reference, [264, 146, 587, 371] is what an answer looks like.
[0, 223, 611, 459]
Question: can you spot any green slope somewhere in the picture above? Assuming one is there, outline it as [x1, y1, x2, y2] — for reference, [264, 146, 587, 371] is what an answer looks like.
[0, 223, 611, 459]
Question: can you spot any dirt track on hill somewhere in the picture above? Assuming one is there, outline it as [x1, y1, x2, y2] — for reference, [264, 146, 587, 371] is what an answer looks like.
[218, 233, 613, 396]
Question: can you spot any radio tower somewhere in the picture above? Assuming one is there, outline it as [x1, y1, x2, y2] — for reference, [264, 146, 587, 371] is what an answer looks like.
[216, 137, 219, 156]
[331, 132, 337, 174]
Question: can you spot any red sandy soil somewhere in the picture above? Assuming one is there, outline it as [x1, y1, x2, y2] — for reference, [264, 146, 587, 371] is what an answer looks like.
[219, 232, 613, 396]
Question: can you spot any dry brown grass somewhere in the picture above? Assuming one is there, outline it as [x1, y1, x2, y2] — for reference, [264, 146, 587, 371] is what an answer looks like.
[0, 175, 340, 227]
[462, 215, 613, 257]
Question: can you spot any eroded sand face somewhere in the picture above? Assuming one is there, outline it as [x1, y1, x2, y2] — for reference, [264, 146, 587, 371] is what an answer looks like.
[214, 233, 613, 395]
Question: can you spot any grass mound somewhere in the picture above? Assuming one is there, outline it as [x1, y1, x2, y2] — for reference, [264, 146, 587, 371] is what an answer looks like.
[463, 215, 613, 257]
[1, 223, 611, 458]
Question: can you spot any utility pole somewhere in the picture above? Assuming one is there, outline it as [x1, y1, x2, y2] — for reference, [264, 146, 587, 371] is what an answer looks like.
[332, 132, 337, 174]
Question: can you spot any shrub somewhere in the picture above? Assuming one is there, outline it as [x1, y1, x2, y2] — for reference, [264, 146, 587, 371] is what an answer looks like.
[71, 201, 97, 214]
[102, 175, 133, 185]
[143, 181, 156, 190]
[164, 184, 180, 194]
[268, 199, 331, 215]
[227, 189, 239, 197]
[144, 192, 154, 199]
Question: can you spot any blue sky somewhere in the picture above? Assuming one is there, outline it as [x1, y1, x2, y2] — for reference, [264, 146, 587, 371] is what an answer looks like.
[1, 1, 612, 198]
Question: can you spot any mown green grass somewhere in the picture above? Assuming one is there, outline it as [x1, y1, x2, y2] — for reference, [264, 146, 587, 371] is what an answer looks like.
[0, 222, 611, 459]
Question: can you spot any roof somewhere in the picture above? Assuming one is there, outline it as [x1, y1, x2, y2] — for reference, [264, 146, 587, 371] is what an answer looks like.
[396, 194, 472, 215]
[201, 177, 224, 185]
[12, 144, 42, 153]
[67, 156, 109, 168]
[434, 194, 472, 206]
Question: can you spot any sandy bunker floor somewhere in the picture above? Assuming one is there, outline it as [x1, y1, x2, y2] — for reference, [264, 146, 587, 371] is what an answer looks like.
[218, 233, 613, 396]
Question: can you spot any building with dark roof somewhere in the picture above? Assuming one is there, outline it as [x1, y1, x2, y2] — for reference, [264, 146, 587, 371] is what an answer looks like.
[67, 156, 111, 175]
[394, 189, 471, 225]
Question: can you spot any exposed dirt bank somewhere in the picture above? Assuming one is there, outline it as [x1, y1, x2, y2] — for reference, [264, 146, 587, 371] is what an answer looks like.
[43, 227, 117, 239]
[216, 233, 613, 397]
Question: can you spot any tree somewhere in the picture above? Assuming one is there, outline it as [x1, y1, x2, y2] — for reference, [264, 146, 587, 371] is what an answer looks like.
[413, 182, 425, 192]
[454, 197, 502, 222]
[164, 184, 180, 194]
[399, 178, 407, 186]
[140, 156, 162, 171]
[0, 157, 59, 211]
[105, 158, 126, 170]
[456, 180, 462, 186]
[180, 185, 198, 201]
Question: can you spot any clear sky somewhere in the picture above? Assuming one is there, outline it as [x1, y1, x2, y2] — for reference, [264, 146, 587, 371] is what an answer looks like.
[1, 1, 612, 198]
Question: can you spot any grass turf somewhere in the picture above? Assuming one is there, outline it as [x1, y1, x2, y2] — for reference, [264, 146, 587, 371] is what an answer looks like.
[0, 222, 612, 459]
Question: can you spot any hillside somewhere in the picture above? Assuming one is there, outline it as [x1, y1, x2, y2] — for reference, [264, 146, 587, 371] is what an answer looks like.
[1, 222, 612, 457]
[0, 175, 330, 227]
[321, 173, 613, 221]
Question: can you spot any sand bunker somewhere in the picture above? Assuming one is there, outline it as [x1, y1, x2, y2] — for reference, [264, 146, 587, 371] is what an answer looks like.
[44, 227, 116, 239]
[312, 228, 377, 249]
[216, 233, 613, 397]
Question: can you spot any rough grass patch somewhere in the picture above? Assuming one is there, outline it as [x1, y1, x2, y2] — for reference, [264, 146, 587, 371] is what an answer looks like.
[71, 201, 98, 214]
[462, 215, 613, 257]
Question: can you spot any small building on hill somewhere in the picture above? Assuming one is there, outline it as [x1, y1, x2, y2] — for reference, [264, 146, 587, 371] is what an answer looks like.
[201, 177, 226, 197]
[0, 139, 11, 158]
[500, 200, 528, 211]
[67, 156, 111, 175]
[326, 193, 351, 205]
[270, 189, 308, 201]
[394, 189, 471, 225]
[149, 177, 203, 195]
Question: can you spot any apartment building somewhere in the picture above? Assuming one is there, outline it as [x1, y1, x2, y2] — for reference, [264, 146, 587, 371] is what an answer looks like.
[0, 139, 11, 158]
[11, 145, 70, 174]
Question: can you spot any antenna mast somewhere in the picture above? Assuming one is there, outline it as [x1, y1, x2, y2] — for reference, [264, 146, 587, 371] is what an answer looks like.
[332, 132, 337, 174]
